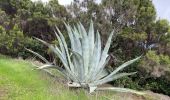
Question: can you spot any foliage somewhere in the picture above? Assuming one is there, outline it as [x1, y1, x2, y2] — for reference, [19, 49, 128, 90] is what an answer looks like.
[139, 50, 170, 78]
[0, 0, 67, 58]
[143, 77, 170, 96]
[0, 25, 24, 57]
[113, 76, 142, 90]
[110, 50, 170, 96]
[0, 9, 10, 28]
[159, 54, 170, 65]
[121, 27, 147, 41]
[0, 24, 44, 58]
[21, 38, 45, 59]
[145, 50, 160, 65]
[28, 21, 143, 95]
[0, 0, 170, 96]
[113, 74, 170, 96]
[0, 56, 115, 100]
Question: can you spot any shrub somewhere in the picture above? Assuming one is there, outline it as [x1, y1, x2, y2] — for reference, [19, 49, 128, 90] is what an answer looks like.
[0, 25, 25, 57]
[28, 21, 143, 94]
[139, 50, 170, 78]
[21, 37, 45, 59]
[117, 50, 170, 96]
[145, 50, 160, 65]
[0, 24, 45, 58]
[113, 62, 170, 96]
[159, 54, 170, 66]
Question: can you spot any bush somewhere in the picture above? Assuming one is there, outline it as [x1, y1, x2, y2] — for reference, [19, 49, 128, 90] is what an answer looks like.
[0, 24, 45, 58]
[20, 37, 45, 59]
[143, 77, 170, 96]
[159, 54, 170, 66]
[113, 66, 170, 96]
[145, 50, 160, 65]
[113, 76, 143, 90]
[0, 25, 23, 56]
[113, 50, 170, 96]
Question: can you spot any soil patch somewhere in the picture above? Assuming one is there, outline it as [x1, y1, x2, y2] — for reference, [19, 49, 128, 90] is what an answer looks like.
[0, 87, 8, 100]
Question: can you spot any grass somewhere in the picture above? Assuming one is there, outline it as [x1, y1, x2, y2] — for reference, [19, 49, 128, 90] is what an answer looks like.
[0, 55, 162, 100]
[0, 56, 115, 100]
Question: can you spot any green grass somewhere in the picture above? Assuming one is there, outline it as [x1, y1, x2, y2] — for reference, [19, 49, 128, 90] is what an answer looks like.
[0, 55, 160, 100]
[0, 56, 115, 100]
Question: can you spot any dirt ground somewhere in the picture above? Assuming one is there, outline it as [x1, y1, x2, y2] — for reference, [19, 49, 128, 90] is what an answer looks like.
[0, 88, 8, 100]
[114, 91, 170, 100]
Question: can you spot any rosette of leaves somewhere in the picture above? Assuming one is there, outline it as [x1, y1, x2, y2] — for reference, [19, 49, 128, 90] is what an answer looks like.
[27, 21, 143, 95]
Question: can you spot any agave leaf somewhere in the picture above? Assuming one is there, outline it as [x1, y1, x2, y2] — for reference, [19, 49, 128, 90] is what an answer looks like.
[34, 37, 77, 81]
[37, 64, 56, 69]
[77, 23, 83, 38]
[69, 61, 79, 82]
[64, 23, 75, 51]
[88, 20, 95, 57]
[102, 56, 141, 80]
[95, 56, 110, 81]
[55, 26, 76, 78]
[96, 69, 109, 81]
[63, 23, 79, 74]
[95, 31, 114, 77]
[88, 31, 101, 81]
[78, 22, 87, 38]
[72, 26, 82, 55]
[81, 34, 90, 79]
[91, 31, 113, 81]
[37, 64, 65, 73]
[112, 72, 137, 81]
[54, 45, 63, 56]
[77, 22, 90, 78]
[70, 50, 84, 82]
[93, 72, 137, 86]
[52, 47, 68, 68]
[54, 30, 67, 60]
[97, 87, 145, 95]
[73, 25, 81, 39]
[55, 26, 70, 63]
[25, 48, 49, 64]
[87, 21, 95, 81]
[72, 57, 79, 79]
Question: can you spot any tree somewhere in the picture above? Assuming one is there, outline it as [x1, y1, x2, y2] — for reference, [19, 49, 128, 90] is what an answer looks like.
[0, 24, 25, 56]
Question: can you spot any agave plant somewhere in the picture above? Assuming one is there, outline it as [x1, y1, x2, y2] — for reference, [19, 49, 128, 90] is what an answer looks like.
[27, 21, 143, 95]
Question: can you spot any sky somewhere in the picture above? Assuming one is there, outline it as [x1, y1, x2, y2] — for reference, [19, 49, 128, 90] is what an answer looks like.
[32, 0, 170, 21]
[152, 0, 170, 21]
[32, 0, 73, 5]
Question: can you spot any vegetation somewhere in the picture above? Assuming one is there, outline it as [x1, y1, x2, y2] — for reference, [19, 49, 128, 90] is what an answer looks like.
[27, 21, 143, 94]
[3, 55, 170, 100]
[0, 0, 170, 97]
[0, 56, 115, 100]
[0, 56, 57, 99]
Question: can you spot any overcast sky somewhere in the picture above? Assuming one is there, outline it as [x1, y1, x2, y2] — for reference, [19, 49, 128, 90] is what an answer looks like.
[32, 0, 170, 21]
[32, 0, 73, 5]
[152, 0, 170, 21]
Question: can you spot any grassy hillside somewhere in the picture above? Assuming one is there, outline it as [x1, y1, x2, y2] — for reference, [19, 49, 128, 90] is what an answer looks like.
[0, 55, 169, 100]
[0, 56, 114, 100]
